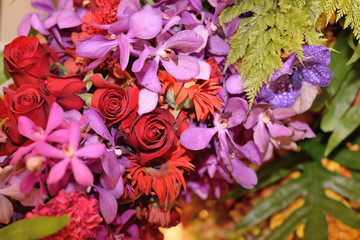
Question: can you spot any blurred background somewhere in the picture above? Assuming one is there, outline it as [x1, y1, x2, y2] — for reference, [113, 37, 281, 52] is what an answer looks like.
[0, 0, 33, 47]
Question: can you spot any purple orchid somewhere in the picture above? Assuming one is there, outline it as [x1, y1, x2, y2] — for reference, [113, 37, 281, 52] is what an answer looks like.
[35, 120, 105, 186]
[180, 97, 262, 189]
[18, 0, 82, 37]
[257, 45, 332, 109]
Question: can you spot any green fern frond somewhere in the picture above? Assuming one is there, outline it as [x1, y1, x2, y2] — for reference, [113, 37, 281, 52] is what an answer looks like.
[321, 0, 360, 40]
[219, 0, 323, 107]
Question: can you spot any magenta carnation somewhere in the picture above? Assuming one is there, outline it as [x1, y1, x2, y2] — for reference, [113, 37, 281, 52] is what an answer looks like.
[25, 190, 102, 240]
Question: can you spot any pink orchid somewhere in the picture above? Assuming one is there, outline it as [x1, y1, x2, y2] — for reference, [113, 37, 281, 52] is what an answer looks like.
[36, 120, 105, 186]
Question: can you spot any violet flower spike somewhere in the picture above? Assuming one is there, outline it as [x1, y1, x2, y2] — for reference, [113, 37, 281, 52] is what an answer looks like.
[36, 120, 105, 186]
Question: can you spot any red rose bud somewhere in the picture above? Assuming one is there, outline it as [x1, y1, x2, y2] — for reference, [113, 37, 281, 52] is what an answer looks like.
[90, 74, 139, 130]
[3, 36, 59, 87]
[125, 108, 177, 164]
[38, 74, 86, 110]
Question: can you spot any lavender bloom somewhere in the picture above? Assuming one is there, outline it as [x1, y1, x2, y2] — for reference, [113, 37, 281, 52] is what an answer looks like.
[180, 97, 262, 189]
[18, 0, 82, 36]
[257, 45, 332, 109]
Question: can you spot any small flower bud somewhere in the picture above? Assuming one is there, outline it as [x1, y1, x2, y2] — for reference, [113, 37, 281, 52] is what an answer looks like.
[26, 156, 44, 172]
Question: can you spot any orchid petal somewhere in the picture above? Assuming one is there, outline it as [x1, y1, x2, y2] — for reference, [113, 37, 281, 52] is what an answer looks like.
[132, 45, 150, 72]
[0, 166, 14, 188]
[57, 10, 82, 29]
[302, 64, 332, 87]
[164, 30, 204, 53]
[94, 186, 117, 223]
[273, 107, 296, 120]
[102, 150, 121, 179]
[267, 122, 293, 138]
[136, 59, 162, 93]
[194, 59, 211, 80]
[17, 116, 37, 140]
[100, 174, 124, 199]
[36, 142, 65, 159]
[45, 103, 64, 134]
[230, 157, 258, 189]
[46, 129, 69, 143]
[87, 109, 114, 146]
[31, 0, 55, 14]
[208, 35, 230, 55]
[20, 173, 37, 194]
[118, 33, 130, 70]
[43, 13, 58, 29]
[180, 127, 217, 150]
[127, 7, 162, 39]
[138, 88, 158, 115]
[76, 35, 118, 59]
[71, 157, 94, 186]
[225, 97, 248, 128]
[68, 120, 81, 150]
[225, 74, 245, 94]
[76, 143, 105, 158]
[161, 55, 199, 81]
[47, 158, 70, 184]
[254, 121, 270, 153]
[10, 144, 35, 165]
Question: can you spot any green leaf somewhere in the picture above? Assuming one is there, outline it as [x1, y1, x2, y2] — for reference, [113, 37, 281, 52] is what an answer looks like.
[233, 136, 360, 240]
[76, 93, 93, 107]
[235, 177, 306, 230]
[0, 52, 11, 85]
[320, 66, 360, 132]
[0, 118, 8, 128]
[0, 215, 70, 240]
[83, 70, 94, 91]
[266, 207, 308, 240]
[324, 102, 360, 156]
[49, 63, 68, 76]
[331, 133, 360, 170]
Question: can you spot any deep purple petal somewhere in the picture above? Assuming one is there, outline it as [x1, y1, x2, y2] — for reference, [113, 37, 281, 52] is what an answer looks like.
[57, 10, 82, 29]
[138, 88, 158, 115]
[230, 157, 258, 189]
[100, 174, 124, 199]
[269, 89, 301, 108]
[47, 158, 70, 184]
[302, 64, 332, 87]
[180, 127, 217, 150]
[76, 35, 117, 59]
[71, 157, 94, 186]
[225, 97, 249, 128]
[302, 45, 331, 65]
[93, 186, 117, 223]
[161, 55, 199, 81]
[76, 143, 105, 158]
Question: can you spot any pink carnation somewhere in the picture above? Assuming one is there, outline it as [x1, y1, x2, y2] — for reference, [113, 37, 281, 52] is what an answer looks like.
[26, 190, 102, 240]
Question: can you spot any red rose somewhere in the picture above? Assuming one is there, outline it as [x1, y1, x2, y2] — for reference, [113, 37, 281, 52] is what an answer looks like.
[38, 74, 86, 110]
[4, 84, 51, 129]
[3, 36, 59, 87]
[90, 74, 139, 129]
[126, 108, 177, 164]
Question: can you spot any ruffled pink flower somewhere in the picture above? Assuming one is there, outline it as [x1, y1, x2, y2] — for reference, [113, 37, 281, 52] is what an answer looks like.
[25, 190, 102, 240]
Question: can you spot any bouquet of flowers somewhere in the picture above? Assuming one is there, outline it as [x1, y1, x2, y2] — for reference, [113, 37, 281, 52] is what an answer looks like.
[1, 0, 360, 239]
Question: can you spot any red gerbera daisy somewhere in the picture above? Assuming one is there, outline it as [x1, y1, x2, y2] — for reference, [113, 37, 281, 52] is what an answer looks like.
[159, 70, 224, 121]
[127, 144, 194, 205]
